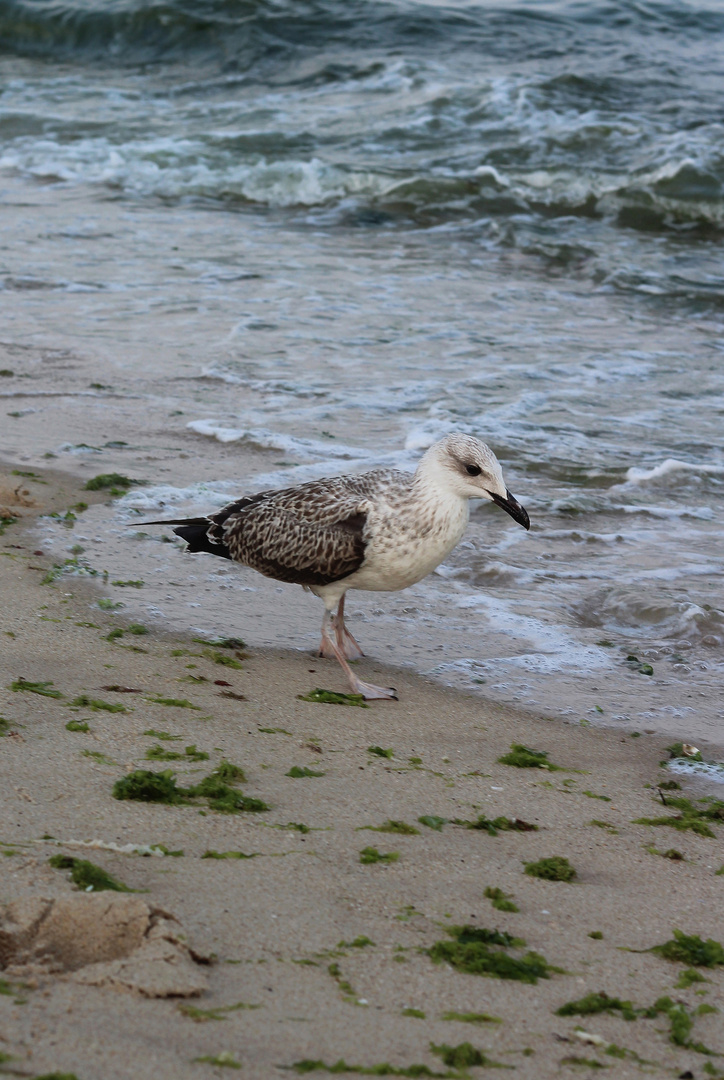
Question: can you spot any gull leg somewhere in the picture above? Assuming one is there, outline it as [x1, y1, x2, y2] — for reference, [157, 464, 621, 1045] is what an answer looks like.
[318, 608, 337, 659]
[335, 594, 364, 660]
[321, 606, 397, 701]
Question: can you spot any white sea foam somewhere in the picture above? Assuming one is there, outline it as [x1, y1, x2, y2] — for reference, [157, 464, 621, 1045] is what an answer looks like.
[665, 759, 724, 784]
[619, 459, 724, 486]
[186, 420, 368, 462]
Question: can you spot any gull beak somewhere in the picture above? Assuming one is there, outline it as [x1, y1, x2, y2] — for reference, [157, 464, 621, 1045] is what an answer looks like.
[488, 489, 530, 530]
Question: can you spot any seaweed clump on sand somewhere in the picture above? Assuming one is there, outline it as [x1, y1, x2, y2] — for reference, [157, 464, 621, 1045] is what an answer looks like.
[48, 855, 135, 893]
[359, 847, 399, 865]
[556, 991, 641, 1022]
[290, 1053, 458, 1076]
[524, 856, 577, 882]
[633, 796, 724, 838]
[11, 678, 63, 698]
[112, 760, 269, 814]
[484, 887, 519, 913]
[430, 1042, 508, 1071]
[428, 926, 558, 984]
[84, 473, 142, 493]
[362, 820, 420, 835]
[498, 744, 562, 770]
[298, 688, 369, 708]
[649, 930, 724, 968]
[455, 815, 538, 835]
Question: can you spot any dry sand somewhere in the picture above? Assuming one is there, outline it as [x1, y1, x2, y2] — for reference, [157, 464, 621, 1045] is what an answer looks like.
[1, 466, 723, 1080]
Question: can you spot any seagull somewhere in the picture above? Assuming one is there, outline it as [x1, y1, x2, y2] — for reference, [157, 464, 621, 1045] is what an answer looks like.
[138, 434, 529, 700]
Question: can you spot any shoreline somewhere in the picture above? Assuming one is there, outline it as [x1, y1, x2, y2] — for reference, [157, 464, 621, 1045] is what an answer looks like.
[1, 462, 723, 1078]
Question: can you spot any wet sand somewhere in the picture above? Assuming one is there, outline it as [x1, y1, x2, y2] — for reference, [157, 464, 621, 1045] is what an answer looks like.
[1, 466, 722, 1079]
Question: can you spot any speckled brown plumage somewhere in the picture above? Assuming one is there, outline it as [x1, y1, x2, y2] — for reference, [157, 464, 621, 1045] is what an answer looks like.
[200, 470, 409, 586]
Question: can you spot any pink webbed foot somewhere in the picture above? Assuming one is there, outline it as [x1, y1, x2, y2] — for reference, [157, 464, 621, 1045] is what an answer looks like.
[348, 677, 398, 701]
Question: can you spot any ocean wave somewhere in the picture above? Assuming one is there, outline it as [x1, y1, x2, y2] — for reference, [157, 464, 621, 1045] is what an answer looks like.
[2, 0, 724, 66]
[573, 586, 724, 647]
[186, 419, 370, 462]
[619, 458, 724, 486]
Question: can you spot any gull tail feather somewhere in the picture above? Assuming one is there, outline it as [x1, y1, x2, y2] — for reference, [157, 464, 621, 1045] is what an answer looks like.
[132, 517, 232, 561]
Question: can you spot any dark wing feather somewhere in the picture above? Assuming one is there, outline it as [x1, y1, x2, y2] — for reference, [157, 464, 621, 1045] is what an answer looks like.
[205, 478, 379, 586]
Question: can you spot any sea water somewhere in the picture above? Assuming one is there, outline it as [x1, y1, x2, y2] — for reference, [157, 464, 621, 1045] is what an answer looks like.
[1, 0, 722, 748]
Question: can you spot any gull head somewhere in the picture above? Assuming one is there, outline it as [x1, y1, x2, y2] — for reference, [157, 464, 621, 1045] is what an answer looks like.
[419, 433, 530, 529]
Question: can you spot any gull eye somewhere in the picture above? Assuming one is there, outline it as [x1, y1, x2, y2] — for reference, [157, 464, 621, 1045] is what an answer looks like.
[465, 464, 482, 476]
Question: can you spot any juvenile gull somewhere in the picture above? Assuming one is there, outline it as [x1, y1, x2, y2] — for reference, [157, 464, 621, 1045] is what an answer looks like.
[140, 434, 529, 700]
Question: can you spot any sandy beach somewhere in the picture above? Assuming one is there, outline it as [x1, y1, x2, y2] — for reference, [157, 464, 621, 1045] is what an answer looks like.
[1, 465, 722, 1080]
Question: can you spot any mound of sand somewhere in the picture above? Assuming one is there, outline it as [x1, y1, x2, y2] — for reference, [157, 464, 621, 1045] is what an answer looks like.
[0, 895, 209, 997]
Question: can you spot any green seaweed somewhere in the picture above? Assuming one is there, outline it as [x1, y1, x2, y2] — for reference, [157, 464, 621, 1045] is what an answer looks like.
[0, 717, 10, 736]
[146, 695, 200, 709]
[360, 820, 420, 835]
[440, 1012, 502, 1026]
[189, 776, 269, 813]
[0, 514, 18, 535]
[290, 1060, 451, 1077]
[193, 636, 246, 650]
[582, 790, 611, 802]
[259, 726, 292, 734]
[111, 579, 144, 588]
[402, 1008, 426, 1018]
[33, 1074, 81, 1080]
[645, 845, 684, 860]
[203, 648, 244, 669]
[210, 760, 247, 783]
[498, 743, 562, 770]
[84, 473, 141, 491]
[10, 678, 63, 698]
[649, 929, 724, 967]
[556, 991, 640, 1022]
[128, 624, 148, 635]
[359, 847, 399, 865]
[455, 815, 538, 835]
[676, 968, 708, 989]
[430, 1042, 509, 1070]
[524, 856, 576, 882]
[652, 996, 719, 1054]
[589, 820, 618, 832]
[559, 1056, 606, 1069]
[633, 795, 723, 838]
[48, 854, 134, 893]
[287, 766, 326, 778]
[428, 926, 556, 984]
[143, 729, 181, 741]
[65, 719, 90, 732]
[337, 936, 375, 951]
[193, 1052, 241, 1069]
[484, 887, 519, 913]
[588, 931, 604, 940]
[145, 743, 209, 762]
[368, 746, 394, 758]
[112, 769, 186, 804]
[70, 694, 126, 713]
[81, 749, 117, 764]
[418, 815, 447, 831]
[298, 688, 369, 708]
[178, 1000, 259, 1021]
